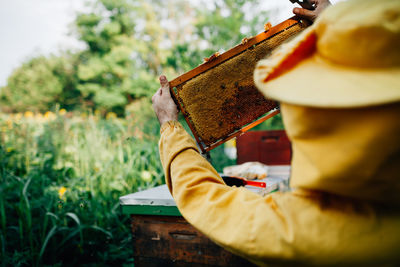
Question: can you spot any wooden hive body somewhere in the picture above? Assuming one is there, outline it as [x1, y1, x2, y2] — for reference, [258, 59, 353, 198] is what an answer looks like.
[170, 17, 309, 153]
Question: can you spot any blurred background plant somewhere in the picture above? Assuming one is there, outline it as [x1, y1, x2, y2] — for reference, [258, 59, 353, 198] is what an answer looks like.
[0, 0, 283, 265]
[0, 108, 163, 266]
[0, 0, 272, 116]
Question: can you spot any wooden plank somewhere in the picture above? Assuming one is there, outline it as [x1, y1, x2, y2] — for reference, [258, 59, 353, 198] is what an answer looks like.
[204, 109, 280, 152]
[237, 130, 292, 165]
[131, 215, 257, 267]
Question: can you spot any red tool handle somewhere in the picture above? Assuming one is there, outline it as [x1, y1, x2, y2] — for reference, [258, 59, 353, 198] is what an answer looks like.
[243, 180, 266, 188]
[221, 175, 267, 188]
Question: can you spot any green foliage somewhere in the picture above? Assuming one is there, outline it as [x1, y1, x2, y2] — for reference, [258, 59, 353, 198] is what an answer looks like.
[75, 0, 144, 112]
[0, 55, 78, 113]
[166, 0, 270, 70]
[0, 109, 162, 266]
[196, 0, 268, 52]
[1, 0, 272, 115]
[251, 113, 285, 131]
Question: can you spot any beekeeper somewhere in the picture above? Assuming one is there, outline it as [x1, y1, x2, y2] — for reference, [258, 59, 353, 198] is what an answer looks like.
[151, 0, 400, 265]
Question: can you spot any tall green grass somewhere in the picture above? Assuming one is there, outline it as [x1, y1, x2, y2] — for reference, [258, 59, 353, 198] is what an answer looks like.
[0, 99, 166, 266]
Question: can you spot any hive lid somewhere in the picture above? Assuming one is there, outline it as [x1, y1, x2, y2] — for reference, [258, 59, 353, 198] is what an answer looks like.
[169, 17, 309, 153]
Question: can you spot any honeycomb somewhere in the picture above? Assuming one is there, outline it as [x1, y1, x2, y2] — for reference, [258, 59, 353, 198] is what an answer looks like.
[175, 21, 308, 147]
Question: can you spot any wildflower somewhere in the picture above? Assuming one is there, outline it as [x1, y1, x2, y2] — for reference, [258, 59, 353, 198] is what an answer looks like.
[65, 162, 74, 168]
[64, 146, 77, 154]
[58, 200, 63, 210]
[58, 186, 67, 199]
[14, 113, 22, 121]
[6, 147, 14, 153]
[44, 111, 56, 121]
[94, 162, 101, 172]
[6, 119, 13, 129]
[134, 127, 144, 139]
[106, 112, 117, 119]
[141, 170, 152, 182]
[59, 109, 67, 116]
[24, 111, 34, 118]
[35, 113, 43, 122]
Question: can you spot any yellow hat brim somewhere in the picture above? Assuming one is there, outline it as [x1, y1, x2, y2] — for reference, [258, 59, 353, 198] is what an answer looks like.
[254, 29, 400, 108]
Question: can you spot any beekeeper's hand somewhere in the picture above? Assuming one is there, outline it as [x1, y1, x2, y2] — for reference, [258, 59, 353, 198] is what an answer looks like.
[152, 75, 179, 126]
[293, 0, 331, 22]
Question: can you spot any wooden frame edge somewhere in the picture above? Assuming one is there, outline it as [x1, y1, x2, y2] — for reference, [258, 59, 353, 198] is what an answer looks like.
[169, 16, 302, 88]
[204, 109, 280, 152]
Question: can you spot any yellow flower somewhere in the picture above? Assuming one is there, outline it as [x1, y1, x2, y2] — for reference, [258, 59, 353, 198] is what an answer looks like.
[58, 186, 67, 199]
[44, 111, 56, 121]
[24, 111, 34, 118]
[35, 113, 43, 121]
[6, 119, 12, 129]
[141, 171, 152, 182]
[106, 112, 117, 119]
[14, 113, 22, 121]
[6, 147, 14, 153]
[59, 109, 67, 116]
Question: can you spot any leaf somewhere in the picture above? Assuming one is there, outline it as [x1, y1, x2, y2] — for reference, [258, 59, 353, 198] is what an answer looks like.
[87, 225, 113, 238]
[0, 232, 5, 256]
[38, 225, 57, 261]
[45, 212, 59, 221]
[66, 212, 81, 226]
[22, 177, 32, 197]
[57, 228, 81, 249]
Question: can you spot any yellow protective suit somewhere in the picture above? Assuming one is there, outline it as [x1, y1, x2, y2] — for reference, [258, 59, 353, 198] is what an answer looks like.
[159, 102, 400, 266]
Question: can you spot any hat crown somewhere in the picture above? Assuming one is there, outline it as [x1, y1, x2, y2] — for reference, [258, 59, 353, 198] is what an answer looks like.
[253, 0, 400, 108]
[315, 0, 400, 68]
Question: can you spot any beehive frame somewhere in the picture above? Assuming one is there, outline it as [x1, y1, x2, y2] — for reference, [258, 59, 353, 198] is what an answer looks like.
[169, 17, 309, 153]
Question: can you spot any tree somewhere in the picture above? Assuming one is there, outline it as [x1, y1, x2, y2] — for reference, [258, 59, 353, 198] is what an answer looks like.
[165, 0, 269, 71]
[0, 54, 78, 112]
[75, 0, 163, 114]
[1, 0, 270, 115]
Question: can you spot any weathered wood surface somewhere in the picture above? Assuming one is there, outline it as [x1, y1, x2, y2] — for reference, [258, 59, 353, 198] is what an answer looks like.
[237, 130, 292, 165]
[131, 215, 257, 267]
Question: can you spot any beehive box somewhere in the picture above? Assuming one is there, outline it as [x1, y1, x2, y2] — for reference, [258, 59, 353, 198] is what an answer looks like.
[169, 17, 309, 153]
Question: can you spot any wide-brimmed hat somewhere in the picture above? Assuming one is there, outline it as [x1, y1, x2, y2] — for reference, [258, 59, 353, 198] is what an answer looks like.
[254, 0, 400, 108]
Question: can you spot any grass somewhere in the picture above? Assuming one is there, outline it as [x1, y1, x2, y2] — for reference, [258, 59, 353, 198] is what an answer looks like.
[0, 100, 167, 266]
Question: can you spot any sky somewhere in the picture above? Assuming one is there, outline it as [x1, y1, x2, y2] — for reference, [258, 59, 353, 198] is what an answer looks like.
[0, 0, 85, 86]
[0, 0, 343, 87]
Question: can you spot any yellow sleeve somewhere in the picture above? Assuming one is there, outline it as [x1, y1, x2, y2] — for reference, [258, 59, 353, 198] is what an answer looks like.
[158, 121, 400, 266]
[159, 121, 294, 264]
